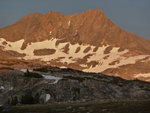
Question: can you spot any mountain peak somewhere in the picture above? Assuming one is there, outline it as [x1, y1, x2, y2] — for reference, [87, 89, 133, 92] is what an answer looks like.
[81, 9, 105, 16]
[0, 9, 150, 81]
[0, 9, 150, 53]
[84, 9, 104, 14]
[23, 12, 43, 19]
[45, 11, 64, 17]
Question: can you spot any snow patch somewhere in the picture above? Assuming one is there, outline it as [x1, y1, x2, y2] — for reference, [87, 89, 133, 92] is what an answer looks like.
[0, 38, 24, 53]
[20, 69, 33, 73]
[0, 38, 108, 64]
[45, 94, 51, 102]
[42, 74, 62, 84]
[134, 73, 150, 78]
[49, 31, 52, 35]
[68, 20, 71, 26]
[84, 47, 148, 72]
[0, 38, 149, 73]
[0, 86, 4, 90]
[140, 57, 150, 63]
[60, 66, 67, 68]
[80, 64, 88, 68]
[20, 68, 62, 84]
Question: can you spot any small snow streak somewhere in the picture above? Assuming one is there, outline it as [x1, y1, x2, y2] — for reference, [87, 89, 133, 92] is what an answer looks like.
[0, 86, 4, 90]
[49, 31, 52, 35]
[45, 94, 51, 102]
[42, 74, 62, 84]
[68, 20, 71, 26]
[134, 73, 150, 78]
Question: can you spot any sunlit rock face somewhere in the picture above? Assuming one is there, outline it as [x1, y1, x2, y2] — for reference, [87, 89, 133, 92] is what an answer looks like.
[0, 9, 150, 81]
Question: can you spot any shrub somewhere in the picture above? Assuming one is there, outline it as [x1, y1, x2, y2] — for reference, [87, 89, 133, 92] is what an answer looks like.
[21, 94, 34, 104]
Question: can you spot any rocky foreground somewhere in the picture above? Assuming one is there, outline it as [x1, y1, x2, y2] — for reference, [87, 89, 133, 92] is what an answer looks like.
[0, 101, 149, 113]
[0, 67, 150, 107]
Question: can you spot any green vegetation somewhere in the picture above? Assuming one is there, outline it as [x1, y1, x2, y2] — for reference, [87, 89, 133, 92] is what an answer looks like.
[21, 94, 35, 104]
[9, 94, 40, 105]
[10, 96, 18, 105]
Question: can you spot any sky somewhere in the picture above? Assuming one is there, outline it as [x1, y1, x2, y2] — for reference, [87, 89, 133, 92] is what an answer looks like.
[0, 0, 150, 40]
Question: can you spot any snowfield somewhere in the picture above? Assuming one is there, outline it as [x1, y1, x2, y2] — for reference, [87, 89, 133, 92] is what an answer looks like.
[0, 37, 149, 73]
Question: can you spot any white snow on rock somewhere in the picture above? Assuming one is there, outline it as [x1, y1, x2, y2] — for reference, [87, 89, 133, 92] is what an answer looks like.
[49, 31, 52, 35]
[42, 74, 62, 84]
[68, 20, 71, 26]
[0, 37, 149, 73]
[0, 38, 24, 53]
[140, 57, 150, 63]
[20, 68, 62, 84]
[0, 38, 97, 63]
[134, 73, 150, 78]
[0, 86, 4, 90]
[45, 94, 51, 102]
[83, 47, 148, 72]
[20, 69, 33, 73]
[60, 66, 67, 68]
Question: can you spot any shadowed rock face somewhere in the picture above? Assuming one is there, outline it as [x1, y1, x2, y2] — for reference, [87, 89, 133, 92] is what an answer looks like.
[0, 68, 150, 105]
[0, 9, 150, 81]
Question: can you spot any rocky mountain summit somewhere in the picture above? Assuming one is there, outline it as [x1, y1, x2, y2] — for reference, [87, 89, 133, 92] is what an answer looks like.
[0, 67, 150, 106]
[0, 9, 150, 81]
